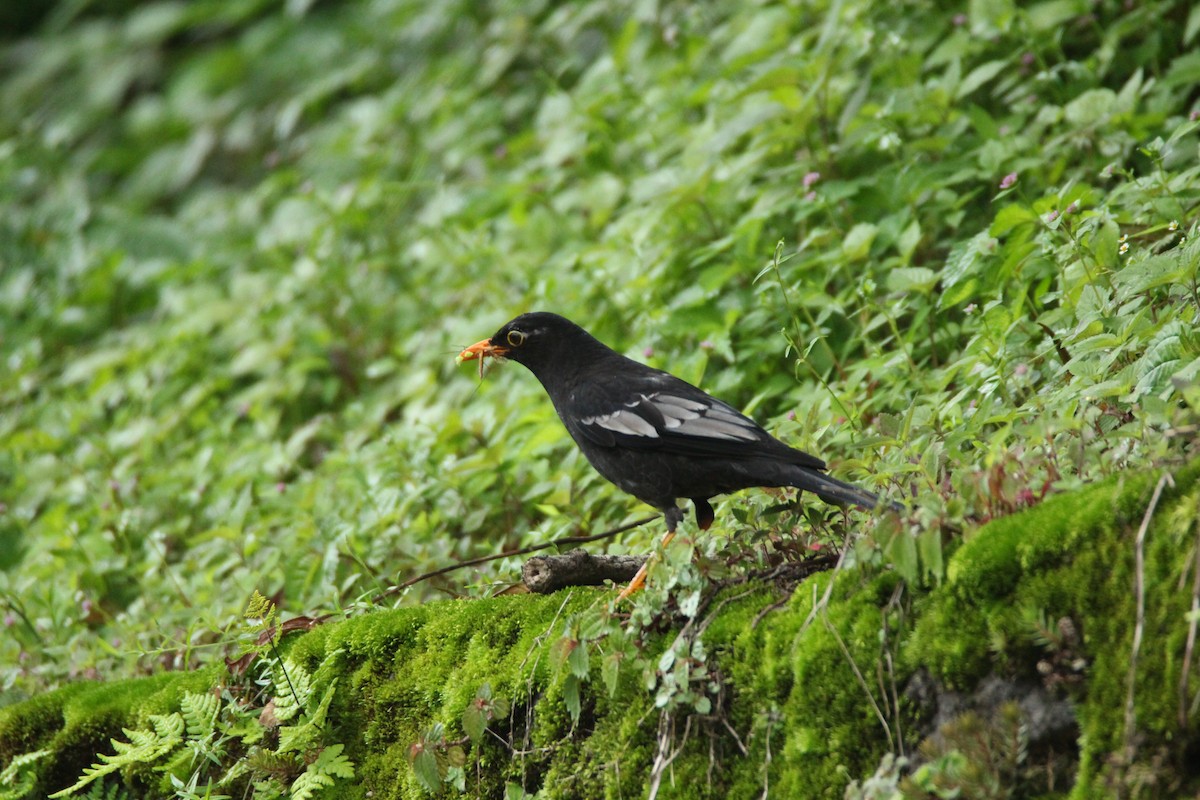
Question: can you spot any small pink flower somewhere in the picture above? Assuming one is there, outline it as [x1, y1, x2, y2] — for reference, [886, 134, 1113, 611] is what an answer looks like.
[643, 347, 654, 358]
[276, 482, 287, 494]
[3, 613, 14, 627]
[999, 172, 1018, 190]
[953, 13, 967, 25]
[802, 171, 821, 188]
[1045, 210, 1059, 223]
[804, 191, 817, 202]
[699, 340, 714, 351]
[1021, 52, 1035, 66]
[1014, 363, 1029, 377]
[1065, 201, 1079, 214]
[1191, 109, 1200, 122]
[786, 410, 797, 421]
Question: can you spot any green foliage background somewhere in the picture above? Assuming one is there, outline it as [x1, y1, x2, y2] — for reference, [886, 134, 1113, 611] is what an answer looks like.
[2, 0, 1199, 719]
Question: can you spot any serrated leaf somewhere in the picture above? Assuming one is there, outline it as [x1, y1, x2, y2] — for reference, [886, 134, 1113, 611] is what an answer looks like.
[917, 529, 945, 584]
[563, 675, 582, 723]
[602, 653, 621, 697]
[887, 531, 919, 584]
[567, 639, 590, 678]
[411, 748, 441, 792]
[444, 746, 467, 768]
[1114, 255, 1186, 298]
[943, 232, 993, 287]
[462, 704, 485, 742]
[679, 588, 701, 619]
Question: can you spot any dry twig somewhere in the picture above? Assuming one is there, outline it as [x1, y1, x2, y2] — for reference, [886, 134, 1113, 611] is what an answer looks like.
[1124, 472, 1173, 758]
[375, 514, 657, 601]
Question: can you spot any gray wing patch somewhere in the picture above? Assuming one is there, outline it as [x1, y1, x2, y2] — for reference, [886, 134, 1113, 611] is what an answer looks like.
[580, 392, 763, 445]
[665, 396, 761, 441]
[582, 409, 660, 438]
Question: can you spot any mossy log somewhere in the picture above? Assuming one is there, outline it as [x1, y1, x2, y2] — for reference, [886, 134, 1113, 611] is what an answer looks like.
[2, 462, 1198, 798]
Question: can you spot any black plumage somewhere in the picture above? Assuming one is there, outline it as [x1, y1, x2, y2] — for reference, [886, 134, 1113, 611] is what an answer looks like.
[458, 312, 899, 594]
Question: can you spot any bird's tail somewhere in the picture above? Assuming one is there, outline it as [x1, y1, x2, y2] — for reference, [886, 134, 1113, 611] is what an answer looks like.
[793, 468, 902, 513]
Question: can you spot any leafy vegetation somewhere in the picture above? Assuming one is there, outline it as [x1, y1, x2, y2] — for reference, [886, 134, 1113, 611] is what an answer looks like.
[2, 0, 1200, 796]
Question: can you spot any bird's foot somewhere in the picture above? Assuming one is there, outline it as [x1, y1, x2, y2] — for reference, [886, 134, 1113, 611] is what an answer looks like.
[615, 529, 677, 601]
[616, 562, 649, 601]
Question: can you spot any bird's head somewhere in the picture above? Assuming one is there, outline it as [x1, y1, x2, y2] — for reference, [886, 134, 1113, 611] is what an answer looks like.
[457, 312, 606, 380]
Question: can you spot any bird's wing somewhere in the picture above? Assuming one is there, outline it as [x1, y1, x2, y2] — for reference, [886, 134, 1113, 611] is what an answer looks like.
[567, 371, 825, 467]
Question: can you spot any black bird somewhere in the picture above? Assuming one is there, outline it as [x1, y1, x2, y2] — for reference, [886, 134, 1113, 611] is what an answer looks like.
[458, 312, 898, 596]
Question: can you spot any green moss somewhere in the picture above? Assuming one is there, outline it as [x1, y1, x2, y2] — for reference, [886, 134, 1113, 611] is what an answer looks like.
[4, 462, 1198, 798]
[0, 669, 212, 797]
[906, 461, 1200, 797]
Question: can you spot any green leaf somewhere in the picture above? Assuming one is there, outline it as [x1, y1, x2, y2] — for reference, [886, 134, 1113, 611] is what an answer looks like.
[897, 221, 922, 263]
[1114, 255, 1186, 298]
[411, 748, 441, 793]
[940, 277, 978, 308]
[567, 639, 590, 679]
[444, 745, 467, 768]
[842, 223, 878, 261]
[956, 59, 1007, 99]
[917, 529, 945, 584]
[943, 232, 993, 289]
[887, 531, 919, 584]
[563, 675, 582, 723]
[887, 267, 938, 294]
[990, 204, 1037, 237]
[1064, 88, 1117, 127]
[462, 704, 485, 742]
[602, 653, 621, 697]
[506, 783, 533, 800]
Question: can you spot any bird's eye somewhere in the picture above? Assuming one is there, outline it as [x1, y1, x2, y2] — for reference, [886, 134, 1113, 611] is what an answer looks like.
[506, 330, 527, 347]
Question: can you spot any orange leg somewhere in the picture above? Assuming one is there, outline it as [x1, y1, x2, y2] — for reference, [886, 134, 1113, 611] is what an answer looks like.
[616, 504, 697, 600]
[616, 530, 676, 601]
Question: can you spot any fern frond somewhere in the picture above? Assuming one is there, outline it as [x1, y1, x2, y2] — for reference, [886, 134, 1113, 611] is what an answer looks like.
[310, 744, 354, 780]
[288, 745, 354, 800]
[0, 748, 51, 800]
[48, 715, 183, 798]
[181, 691, 220, 738]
